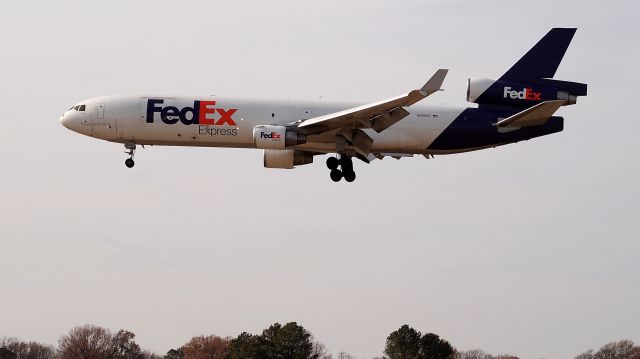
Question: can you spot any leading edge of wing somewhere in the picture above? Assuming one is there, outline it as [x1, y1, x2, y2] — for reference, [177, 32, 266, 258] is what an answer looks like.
[297, 69, 448, 134]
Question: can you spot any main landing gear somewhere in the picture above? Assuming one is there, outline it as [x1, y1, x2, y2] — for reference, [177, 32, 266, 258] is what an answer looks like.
[124, 143, 136, 168]
[326, 155, 356, 183]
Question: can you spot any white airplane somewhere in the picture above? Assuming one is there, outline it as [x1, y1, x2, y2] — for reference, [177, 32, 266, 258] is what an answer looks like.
[60, 28, 586, 182]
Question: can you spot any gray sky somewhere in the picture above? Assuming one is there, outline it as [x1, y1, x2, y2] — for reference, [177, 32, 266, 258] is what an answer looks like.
[1, 1, 639, 358]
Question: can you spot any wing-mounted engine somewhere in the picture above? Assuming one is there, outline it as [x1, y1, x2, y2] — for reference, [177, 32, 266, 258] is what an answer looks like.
[467, 78, 584, 108]
[254, 125, 312, 169]
[253, 125, 307, 150]
[263, 149, 313, 169]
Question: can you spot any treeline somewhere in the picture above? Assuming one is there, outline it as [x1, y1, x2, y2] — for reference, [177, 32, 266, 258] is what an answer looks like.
[1, 323, 639, 359]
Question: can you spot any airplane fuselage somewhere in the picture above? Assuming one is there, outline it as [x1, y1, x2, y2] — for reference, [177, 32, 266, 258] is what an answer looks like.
[59, 29, 584, 181]
[60, 95, 562, 155]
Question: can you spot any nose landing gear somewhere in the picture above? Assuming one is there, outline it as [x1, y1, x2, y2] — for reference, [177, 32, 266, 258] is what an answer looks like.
[326, 155, 356, 182]
[124, 143, 136, 168]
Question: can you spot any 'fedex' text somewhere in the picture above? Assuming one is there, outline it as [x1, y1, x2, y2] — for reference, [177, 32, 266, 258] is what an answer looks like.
[503, 87, 542, 101]
[146, 99, 238, 126]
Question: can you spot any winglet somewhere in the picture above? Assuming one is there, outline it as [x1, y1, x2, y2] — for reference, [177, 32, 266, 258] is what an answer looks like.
[421, 69, 448, 95]
[406, 69, 448, 106]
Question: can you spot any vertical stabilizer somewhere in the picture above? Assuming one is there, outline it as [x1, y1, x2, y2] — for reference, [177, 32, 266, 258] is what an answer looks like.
[472, 28, 587, 108]
[499, 28, 577, 83]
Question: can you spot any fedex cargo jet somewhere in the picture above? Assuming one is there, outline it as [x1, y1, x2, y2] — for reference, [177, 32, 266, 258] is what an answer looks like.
[60, 28, 587, 182]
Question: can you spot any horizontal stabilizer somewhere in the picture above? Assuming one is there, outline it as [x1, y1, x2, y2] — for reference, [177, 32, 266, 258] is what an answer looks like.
[494, 100, 565, 130]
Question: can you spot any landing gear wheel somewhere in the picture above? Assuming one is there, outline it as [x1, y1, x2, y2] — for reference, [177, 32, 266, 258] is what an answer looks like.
[124, 143, 137, 168]
[330, 169, 342, 182]
[326, 157, 339, 170]
[343, 171, 356, 182]
[340, 157, 353, 171]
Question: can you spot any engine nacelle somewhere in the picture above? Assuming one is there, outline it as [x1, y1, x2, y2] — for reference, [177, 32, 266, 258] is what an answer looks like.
[253, 125, 307, 150]
[263, 149, 313, 169]
[467, 78, 577, 107]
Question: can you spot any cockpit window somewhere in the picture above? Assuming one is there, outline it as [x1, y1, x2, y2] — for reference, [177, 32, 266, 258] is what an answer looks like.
[71, 105, 86, 111]
[78, 105, 86, 111]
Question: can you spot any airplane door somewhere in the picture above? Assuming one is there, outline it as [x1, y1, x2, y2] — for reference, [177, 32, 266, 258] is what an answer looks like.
[92, 103, 116, 138]
[140, 98, 150, 122]
[97, 103, 105, 119]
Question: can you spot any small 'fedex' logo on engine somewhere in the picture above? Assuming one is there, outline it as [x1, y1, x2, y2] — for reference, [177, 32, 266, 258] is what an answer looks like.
[260, 132, 281, 139]
[503, 87, 542, 101]
[146, 99, 237, 126]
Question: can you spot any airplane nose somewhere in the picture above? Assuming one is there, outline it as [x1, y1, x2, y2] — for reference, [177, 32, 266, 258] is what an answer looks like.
[60, 111, 93, 136]
[60, 114, 72, 130]
[60, 112, 81, 132]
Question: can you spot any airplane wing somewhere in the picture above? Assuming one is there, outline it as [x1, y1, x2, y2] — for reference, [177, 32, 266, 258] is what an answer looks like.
[493, 100, 566, 130]
[296, 69, 448, 135]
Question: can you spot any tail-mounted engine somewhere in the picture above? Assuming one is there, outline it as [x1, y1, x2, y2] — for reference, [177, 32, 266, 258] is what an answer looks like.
[467, 78, 586, 108]
[253, 125, 307, 150]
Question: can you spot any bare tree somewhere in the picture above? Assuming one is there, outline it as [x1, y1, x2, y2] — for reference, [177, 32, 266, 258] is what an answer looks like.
[180, 335, 229, 359]
[110, 330, 141, 359]
[336, 352, 355, 359]
[140, 350, 161, 359]
[57, 325, 148, 359]
[0, 347, 17, 359]
[311, 342, 329, 359]
[593, 340, 640, 359]
[0, 339, 19, 359]
[0, 338, 55, 359]
[458, 349, 494, 359]
[575, 350, 595, 359]
[58, 325, 114, 359]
